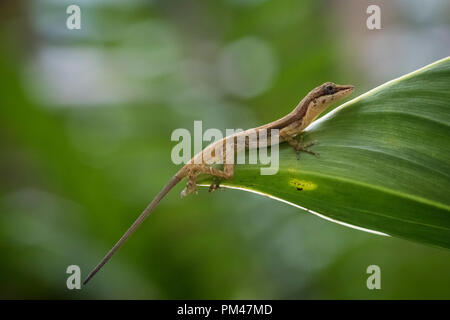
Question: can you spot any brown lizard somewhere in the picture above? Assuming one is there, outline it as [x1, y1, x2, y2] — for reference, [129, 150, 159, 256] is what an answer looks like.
[83, 82, 354, 285]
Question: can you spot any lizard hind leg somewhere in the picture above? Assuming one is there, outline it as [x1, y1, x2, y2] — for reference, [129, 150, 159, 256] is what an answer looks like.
[208, 177, 221, 193]
[180, 173, 198, 198]
[208, 164, 234, 193]
[181, 164, 235, 196]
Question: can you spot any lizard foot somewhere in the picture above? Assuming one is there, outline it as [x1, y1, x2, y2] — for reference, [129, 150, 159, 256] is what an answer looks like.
[208, 183, 220, 192]
[208, 176, 222, 192]
[294, 141, 318, 159]
[181, 176, 198, 198]
[289, 134, 318, 160]
[208, 182, 221, 192]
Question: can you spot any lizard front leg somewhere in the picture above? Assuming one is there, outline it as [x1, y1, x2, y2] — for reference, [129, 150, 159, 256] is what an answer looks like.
[280, 130, 317, 160]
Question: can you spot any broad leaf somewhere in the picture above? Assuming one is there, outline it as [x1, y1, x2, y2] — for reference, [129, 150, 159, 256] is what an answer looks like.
[200, 57, 450, 249]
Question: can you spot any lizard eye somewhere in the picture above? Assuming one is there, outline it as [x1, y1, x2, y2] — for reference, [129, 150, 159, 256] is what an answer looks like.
[326, 85, 334, 93]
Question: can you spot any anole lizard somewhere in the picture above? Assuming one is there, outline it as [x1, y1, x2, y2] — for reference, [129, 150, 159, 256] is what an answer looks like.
[83, 82, 354, 285]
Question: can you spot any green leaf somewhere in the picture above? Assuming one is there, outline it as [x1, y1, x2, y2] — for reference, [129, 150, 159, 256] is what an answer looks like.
[199, 57, 450, 249]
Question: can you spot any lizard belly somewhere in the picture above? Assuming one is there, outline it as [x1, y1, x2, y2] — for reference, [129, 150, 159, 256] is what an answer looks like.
[188, 127, 281, 166]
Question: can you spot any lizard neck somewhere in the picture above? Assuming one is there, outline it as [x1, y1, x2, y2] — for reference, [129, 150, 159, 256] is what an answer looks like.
[257, 94, 314, 132]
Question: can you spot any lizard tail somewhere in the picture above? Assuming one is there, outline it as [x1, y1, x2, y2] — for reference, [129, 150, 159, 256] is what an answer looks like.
[83, 175, 182, 285]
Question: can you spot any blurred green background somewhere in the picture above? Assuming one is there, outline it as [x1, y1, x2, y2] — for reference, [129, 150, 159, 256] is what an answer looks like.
[0, 0, 449, 299]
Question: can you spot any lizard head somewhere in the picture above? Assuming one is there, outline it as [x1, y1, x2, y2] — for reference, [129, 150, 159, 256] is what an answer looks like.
[292, 82, 354, 129]
[315, 82, 354, 105]
[297, 82, 354, 120]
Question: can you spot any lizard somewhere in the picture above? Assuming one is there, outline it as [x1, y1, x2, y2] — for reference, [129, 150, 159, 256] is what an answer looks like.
[82, 82, 354, 285]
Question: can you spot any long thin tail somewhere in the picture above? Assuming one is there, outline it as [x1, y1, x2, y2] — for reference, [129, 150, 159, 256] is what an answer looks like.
[83, 175, 182, 285]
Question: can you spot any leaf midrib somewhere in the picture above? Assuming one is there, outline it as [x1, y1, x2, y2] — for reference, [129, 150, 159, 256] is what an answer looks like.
[278, 168, 450, 213]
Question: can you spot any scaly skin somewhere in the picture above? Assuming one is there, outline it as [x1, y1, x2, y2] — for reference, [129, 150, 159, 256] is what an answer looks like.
[83, 82, 354, 285]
